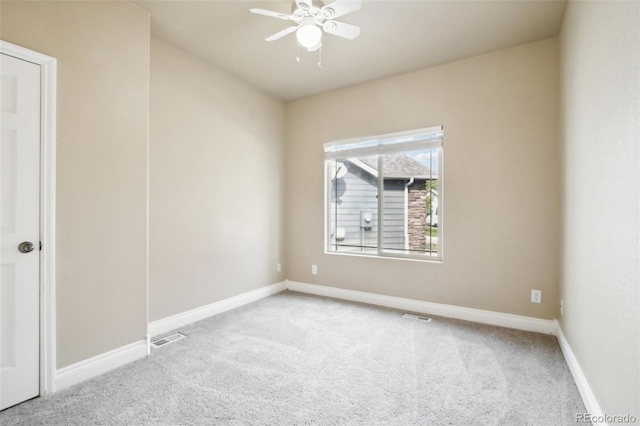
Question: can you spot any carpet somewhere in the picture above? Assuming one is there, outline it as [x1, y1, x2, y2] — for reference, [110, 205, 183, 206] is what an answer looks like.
[0, 290, 587, 425]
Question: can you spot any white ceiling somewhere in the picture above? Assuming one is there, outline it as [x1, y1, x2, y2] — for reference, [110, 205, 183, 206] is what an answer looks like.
[134, 0, 567, 101]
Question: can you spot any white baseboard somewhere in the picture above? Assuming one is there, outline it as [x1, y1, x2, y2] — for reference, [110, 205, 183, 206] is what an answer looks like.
[149, 281, 287, 337]
[286, 281, 556, 335]
[55, 339, 147, 391]
[53, 282, 286, 392]
[555, 321, 607, 425]
[51, 278, 603, 424]
[285, 281, 610, 420]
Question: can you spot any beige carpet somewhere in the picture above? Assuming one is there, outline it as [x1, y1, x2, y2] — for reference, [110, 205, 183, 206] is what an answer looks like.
[0, 291, 587, 425]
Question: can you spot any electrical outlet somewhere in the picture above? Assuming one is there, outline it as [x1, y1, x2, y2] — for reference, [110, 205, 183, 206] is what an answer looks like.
[277, 263, 281, 272]
[560, 299, 564, 315]
[531, 289, 542, 304]
[311, 264, 318, 275]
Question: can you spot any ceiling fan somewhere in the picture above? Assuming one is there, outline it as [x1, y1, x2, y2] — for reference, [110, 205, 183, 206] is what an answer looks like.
[250, 0, 361, 53]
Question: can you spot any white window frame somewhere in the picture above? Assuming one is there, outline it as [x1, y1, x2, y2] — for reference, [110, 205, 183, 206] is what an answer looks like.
[324, 126, 444, 262]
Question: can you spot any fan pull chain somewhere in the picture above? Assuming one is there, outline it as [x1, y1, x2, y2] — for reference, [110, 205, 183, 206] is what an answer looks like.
[296, 42, 301, 63]
[318, 47, 322, 68]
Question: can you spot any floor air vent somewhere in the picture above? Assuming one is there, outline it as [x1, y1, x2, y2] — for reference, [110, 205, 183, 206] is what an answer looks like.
[151, 332, 186, 348]
[403, 313, 432, 322]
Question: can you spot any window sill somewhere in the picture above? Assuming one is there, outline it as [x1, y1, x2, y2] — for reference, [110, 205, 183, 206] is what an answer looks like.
[324, 250, 443, 264]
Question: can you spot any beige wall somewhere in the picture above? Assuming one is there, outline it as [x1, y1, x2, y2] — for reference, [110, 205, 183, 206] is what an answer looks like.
[149, 38, 285, 321]
[4, 6, 635, 419]
[560, 1, 639, 417]
[286, 39, 560, 319]
[1, 1, 150, 367]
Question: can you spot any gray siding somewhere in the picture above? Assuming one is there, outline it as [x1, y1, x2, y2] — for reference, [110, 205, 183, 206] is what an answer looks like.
[382, 180, 405, 250]
[329, 162, 406, 252]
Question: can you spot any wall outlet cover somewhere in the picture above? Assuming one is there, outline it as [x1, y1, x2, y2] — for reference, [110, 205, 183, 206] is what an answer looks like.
[531, 289, 542, 304]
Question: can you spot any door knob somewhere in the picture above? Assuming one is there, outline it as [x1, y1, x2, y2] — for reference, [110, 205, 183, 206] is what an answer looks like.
[18, 242, 34, 253]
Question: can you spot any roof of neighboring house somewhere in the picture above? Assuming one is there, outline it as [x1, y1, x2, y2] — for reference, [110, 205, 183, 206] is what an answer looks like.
[354, 153, 435, 179]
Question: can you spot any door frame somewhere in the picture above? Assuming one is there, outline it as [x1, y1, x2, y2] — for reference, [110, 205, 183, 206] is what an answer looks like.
[1, 40, 57, 396]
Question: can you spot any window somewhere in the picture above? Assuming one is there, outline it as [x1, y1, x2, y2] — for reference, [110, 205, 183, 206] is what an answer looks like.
[325, 126, 443, 260]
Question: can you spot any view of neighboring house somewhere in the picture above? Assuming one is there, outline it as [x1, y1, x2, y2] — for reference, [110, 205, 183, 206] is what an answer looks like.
[329, 152, 438, 255]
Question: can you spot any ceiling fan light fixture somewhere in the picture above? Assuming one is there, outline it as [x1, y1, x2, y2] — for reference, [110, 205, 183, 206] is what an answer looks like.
[251, 0, 361, 61]
[296, 24, 323, 49]
[307, 40, 322, 52]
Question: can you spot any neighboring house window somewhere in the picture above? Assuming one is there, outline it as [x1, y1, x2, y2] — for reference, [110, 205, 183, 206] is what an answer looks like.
[324, 126, 443, 260]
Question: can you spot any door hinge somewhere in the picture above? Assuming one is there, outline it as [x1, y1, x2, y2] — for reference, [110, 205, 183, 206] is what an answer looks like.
[39, 241, 42, 251]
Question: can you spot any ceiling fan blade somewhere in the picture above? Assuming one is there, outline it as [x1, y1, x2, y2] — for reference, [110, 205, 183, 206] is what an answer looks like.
[321, 0, 361, 20]
[322, 20, 360, 40]
[250, 8, 295, 21]
[295, 0, 313, 11]
[265, 26, 299, 42]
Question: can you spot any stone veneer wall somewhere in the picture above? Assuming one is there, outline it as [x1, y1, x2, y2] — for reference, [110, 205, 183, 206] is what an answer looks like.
[407, 184, 427, 251]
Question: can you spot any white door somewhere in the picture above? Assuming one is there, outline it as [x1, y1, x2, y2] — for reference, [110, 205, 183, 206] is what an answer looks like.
[1, 53, 41, 410]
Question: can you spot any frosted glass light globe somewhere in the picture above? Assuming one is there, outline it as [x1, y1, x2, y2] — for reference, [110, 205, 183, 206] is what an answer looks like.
[296, 24, 322, 49]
